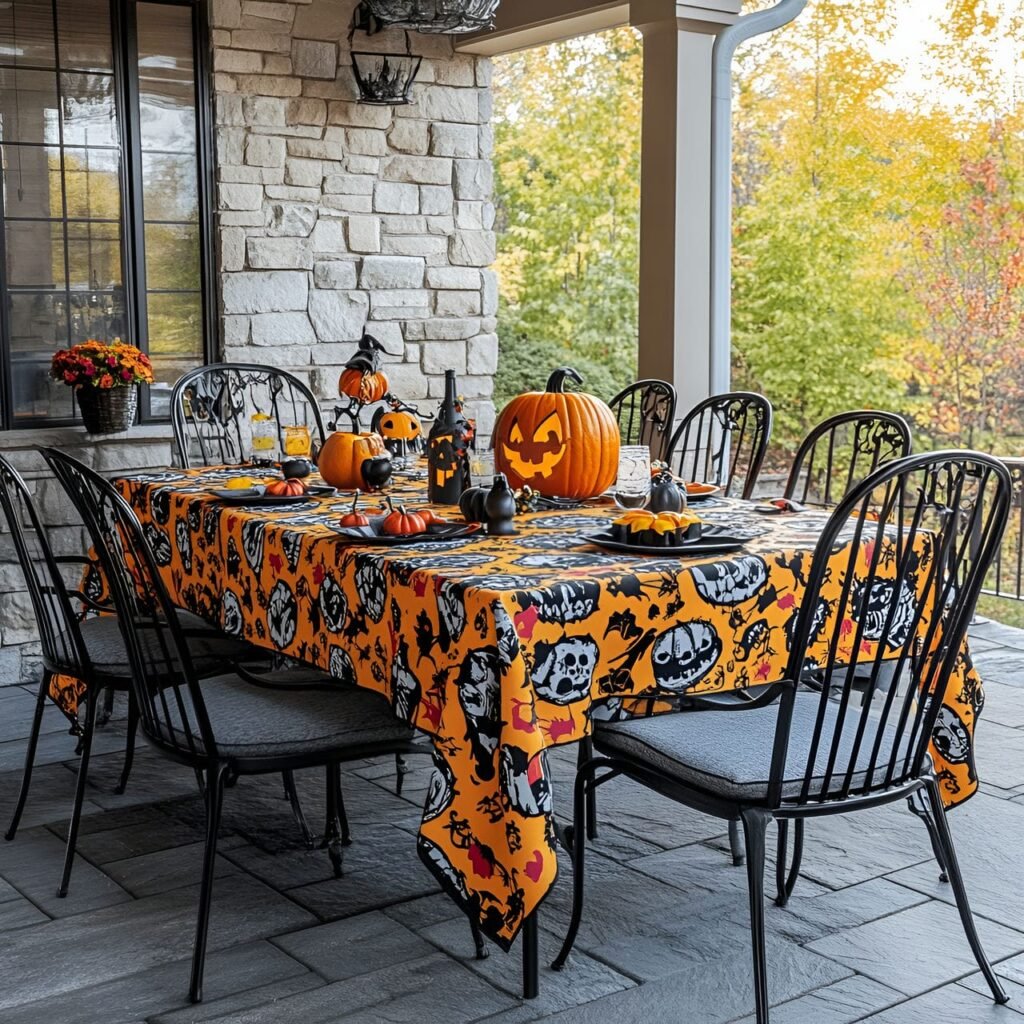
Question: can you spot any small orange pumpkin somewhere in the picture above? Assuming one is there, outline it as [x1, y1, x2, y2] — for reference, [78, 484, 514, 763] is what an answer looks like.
[317, 431, 388, 490]
[266, 478, 306, 497]
[339, 367, 389, 404]
[339, 491, 370, 528]
[494, 367, 620, 499]
[381, 506, 427, 536]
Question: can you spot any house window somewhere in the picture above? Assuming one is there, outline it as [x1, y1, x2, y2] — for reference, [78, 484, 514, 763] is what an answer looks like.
[0, 0, 213, 429]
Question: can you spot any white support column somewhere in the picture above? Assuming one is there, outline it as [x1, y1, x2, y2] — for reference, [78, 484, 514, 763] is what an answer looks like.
[631, 1, 740, 417]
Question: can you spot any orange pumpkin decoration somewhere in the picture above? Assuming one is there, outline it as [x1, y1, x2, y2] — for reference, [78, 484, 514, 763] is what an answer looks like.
[339, 491, 370, 528]
[265, 478, 307, 497]
[339, 367, 389, 405]
[317, 431, 388, 490]
[382, 506, 427, 536]
[494, 367, 620, 499]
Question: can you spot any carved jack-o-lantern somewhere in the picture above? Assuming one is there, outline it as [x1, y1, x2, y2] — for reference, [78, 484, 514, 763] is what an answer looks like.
[494, 367, 620, 499]
[372, 402, 424, 453]
[429, 433, 460, 488]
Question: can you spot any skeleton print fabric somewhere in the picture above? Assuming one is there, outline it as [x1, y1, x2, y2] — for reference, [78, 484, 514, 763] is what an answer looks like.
[115, 467, 986, 950]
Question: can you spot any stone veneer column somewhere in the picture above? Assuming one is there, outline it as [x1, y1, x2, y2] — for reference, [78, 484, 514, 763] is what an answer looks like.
[210, 0, 498, 434]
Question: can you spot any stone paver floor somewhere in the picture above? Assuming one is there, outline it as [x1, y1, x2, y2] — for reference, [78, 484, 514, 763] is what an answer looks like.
[1, 621, 1024, 1023]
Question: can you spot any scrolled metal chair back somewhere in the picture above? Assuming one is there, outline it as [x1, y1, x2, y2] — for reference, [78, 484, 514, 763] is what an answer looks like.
[981, 457, 1024, 602]
[608, 379, 677, 462]
[666, 392, 773, 499]
[0, 454, 90, 680]
[171, 363, 327, 469]
[785, 410, 912, 508]
[769, 451, 1010, 809]
[41, 449, 217, 765]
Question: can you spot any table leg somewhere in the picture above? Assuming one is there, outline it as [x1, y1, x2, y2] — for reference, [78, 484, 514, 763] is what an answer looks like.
[522, 911, 539, 1000]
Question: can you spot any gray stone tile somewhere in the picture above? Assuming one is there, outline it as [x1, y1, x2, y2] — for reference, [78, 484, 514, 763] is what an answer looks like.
[200, 953, 515, 1024]
[0, 895, 49, 931]
[272, 911, 434, 981]
[0, 874, 316, 1011]
[970, 621, 1024, 652]
[728, 975, 903, 1024]
[71, 814, 208, 865]
[103, 841, 240, 898]
[0, 694, 73, 742]
[1, 940, 310, 1024]
[979, 682, 1024, 728]
[420, 915, 634, 1016]
[382, 892, 465, 934]
[887, 793, 1024, 933]
[0, 761, 107, 831]
[83, 748, 202, 809]
[805, 899, 1024, 996]
[974, 652, 1024, 689]
[150, 973, 326, 1024]
[0, 726, 126, 772]
[856, 980, 1023, 1022]
[960, 969, 1024, 1015]
[0, 825, 131, 918]
[974, 720, 1024, 791]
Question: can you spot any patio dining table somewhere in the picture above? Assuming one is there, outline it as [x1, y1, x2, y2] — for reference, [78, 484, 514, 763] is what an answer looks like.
[107, 465, 986, 964]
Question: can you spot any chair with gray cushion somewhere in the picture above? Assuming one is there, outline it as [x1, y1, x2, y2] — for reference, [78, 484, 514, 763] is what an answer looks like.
[0, 453, 254, 898]
[42, 448, 484, 1003]
[553, 451, 1011, 1023]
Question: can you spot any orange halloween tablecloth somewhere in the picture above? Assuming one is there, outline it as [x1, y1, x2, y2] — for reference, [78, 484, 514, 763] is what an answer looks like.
[113, 467, 985, 949]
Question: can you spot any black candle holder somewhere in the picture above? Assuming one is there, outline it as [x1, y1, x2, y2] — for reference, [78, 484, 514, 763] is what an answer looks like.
[351, 51, 423, 106]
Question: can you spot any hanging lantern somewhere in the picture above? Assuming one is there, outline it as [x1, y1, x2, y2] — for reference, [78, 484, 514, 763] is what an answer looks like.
[358, 0, 501, 34]
[351, 52, 423, 105]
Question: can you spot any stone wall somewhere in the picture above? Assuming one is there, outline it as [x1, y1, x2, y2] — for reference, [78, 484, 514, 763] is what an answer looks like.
[0, 0, 498, 690]
[210, 0, 498, 435]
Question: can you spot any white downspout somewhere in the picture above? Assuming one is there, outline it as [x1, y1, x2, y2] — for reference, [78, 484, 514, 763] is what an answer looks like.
[709, 0, 807, 395]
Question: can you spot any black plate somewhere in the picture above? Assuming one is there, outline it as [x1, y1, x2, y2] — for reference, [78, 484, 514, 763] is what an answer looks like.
[334, 519, 481, 545]
[211, 489, 314, 507]
[584, 528, 745, 557]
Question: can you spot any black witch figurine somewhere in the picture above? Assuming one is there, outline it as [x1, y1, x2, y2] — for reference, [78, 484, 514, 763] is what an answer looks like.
[330, 333, 389, 431]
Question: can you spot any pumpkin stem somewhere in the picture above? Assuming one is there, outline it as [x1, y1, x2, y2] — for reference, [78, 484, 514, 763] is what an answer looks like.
[351, 490, 360, 514]
[546, 367, 584, 393]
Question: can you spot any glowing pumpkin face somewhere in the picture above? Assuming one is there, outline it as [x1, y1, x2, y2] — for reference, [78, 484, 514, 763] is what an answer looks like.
[494, 368, 620, 500]
[378, 410, 423, 444]
[502, 411, 567, 480]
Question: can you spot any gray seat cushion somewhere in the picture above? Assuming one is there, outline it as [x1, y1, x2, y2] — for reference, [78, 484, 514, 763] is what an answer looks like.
[79, 612, 256, 679]
[595, 696, 915, 802]
[189, 673, 415, 760]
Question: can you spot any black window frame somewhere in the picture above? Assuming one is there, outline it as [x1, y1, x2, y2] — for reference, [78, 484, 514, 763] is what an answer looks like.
[0, 0, 216, 430]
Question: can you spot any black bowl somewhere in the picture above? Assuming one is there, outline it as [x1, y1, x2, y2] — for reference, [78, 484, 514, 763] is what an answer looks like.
[281, 458, 314, 479]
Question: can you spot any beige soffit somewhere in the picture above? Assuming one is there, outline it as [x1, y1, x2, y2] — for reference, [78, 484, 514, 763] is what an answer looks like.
[456, 1, 631, 55]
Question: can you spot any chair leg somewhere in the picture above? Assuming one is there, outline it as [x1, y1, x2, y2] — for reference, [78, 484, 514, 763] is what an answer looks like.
[469, 903, 490, 960]
[579, 738, 598, 840]
[57, 690, 99, 898]
[5, 671, 51, 842]
[189, 762, 228, 1004]
[775, 818, 804, 907]
[115, 698, 139, 795]
[922, 778, 1008, 1004]
[522, 911, 539, 999]
[97, 685, 115, 727]
[323, 763, 349, 878]
[729, 819, 745, 866]
[282, 770, 315, 849]
[906, 790, 948, 883]
[552, 758, 592, 971]
[395, 754, 409, 797]
[741, 807, 772, 1024]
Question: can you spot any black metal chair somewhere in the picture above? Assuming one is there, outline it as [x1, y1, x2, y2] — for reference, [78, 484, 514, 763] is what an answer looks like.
[171, 363, 328, 468]
[608, 379, 677, 462]
[41, 448, 485, 1002]
[784, 410, 912, 507]
[666, 392, 773, 498]
[0, 453, 253, 898]
[553, 451, 1011, 1023]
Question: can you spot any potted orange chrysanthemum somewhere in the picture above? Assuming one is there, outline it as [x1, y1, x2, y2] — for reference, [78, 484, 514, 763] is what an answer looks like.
[51, 340, 155, 434]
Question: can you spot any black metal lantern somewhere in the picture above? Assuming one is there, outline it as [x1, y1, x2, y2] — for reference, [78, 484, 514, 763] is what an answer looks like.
[359, 0, 501, 34]
[351, 51, 423, 105]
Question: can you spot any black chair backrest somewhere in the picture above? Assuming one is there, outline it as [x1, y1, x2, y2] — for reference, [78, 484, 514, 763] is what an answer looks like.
[665, 392, 773, 499]
[982, 457, 1024, 601]
[608, 379, 677, 462]
[784, 410, 912, 508]
[41, 448, 217, 765]
[0, 454, 90, 680]
[171, 363, 327, 468]
[769, 451, 1010, 809]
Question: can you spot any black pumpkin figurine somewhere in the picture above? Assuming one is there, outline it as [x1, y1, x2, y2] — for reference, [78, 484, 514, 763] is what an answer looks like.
[484, 473, 517, 536]
[360, 454, 393, 492]
[648, 469, 687, 513]
[281, 457, 314, 480]
[459, 484, 489, 524]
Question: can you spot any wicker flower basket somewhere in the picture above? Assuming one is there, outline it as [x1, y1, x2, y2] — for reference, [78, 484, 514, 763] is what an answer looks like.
[76, 386, 138, 434]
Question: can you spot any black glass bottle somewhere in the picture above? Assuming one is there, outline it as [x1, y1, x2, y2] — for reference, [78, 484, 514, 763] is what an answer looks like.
[427, 370, 471, 504]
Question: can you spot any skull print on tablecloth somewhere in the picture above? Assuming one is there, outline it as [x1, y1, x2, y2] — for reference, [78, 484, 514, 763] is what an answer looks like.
[531, 637, 600, 704]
